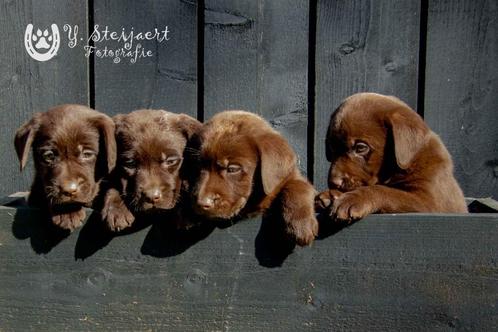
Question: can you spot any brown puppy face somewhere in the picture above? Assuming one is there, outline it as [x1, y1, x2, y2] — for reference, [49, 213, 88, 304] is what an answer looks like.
[326, 93, 428, 191]
[193, 111, 296, 219]
[318, 92, 467, 217]
[14, 105, 116, 207]
[114, 110, 200, 212]
[194, 134, 258, 219]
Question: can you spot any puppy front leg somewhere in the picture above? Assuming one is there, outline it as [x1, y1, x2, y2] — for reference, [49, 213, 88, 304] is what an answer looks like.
[279, 177, 319, 246]
[332, 185, 428, 222]
[101, 188, 135, 231]
[51, 208, 86, 231]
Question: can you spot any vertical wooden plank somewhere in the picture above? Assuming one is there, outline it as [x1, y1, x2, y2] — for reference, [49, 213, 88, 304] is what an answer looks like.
[424, 0, 498, 198]
[314, 0, 421, 190]
[203, 0, 310, 174]
[0, 0, 89, 197]
[93, 0, 198, 118]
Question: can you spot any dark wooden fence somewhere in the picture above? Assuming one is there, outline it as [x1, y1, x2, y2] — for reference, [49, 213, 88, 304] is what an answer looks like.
[1, 0, 496, 198]
[1, 1, 498, 330]
[1, 206, 498, 330]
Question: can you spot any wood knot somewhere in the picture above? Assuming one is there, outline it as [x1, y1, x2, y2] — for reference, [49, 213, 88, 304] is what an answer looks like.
[339, 43, 355, 55]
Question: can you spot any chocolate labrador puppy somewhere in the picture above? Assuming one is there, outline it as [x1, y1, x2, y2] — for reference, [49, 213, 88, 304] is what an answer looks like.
[101, 109, 201, 231]
[316, 92, 467, 222]
[191, 111, 318, 246]
[14, 104, 116, 230]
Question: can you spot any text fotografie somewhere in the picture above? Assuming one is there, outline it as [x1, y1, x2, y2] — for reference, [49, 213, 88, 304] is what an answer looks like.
[63, 24, 171, 63]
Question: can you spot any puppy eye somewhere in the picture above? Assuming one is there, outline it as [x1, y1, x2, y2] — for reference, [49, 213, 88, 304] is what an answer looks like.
[353, 142, 370, 155]
[81, 150, 96, 160]
[163, 155, 181, 167]
[123, 159, 136, 169]
[42, 150, 56, 163]
[227, 164, 242, 173]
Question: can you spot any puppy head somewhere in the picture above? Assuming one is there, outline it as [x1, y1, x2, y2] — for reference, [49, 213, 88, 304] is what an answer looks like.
[114, 110, 201, 212]
[14, 104, 116, 206]
[193, 111, 296, 219]
[326, 93, 429, 191]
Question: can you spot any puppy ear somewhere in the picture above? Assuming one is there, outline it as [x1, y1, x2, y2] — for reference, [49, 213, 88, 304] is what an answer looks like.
[257, 133, 297, 195]
[176, 114, 202, 140]
[387, 109, 430, 169]
[112, 114, 125, 128]
[325, 102, 345, 162]
[90, 114, 117, 172]
[14, 113, 42, 171]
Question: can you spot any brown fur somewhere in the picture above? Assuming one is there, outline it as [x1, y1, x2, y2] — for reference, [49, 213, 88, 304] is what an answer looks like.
[316, 92, 468, 221]
[192, 111, 318, 246]
[14, 104, 116, 230]
[101, 109, 201, 231]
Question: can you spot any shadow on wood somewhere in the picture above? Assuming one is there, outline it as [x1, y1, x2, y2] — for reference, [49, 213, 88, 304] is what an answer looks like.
[12, 207, 70, 254]
[73, 211, 155, 261]
[11, 206, 213, 260]
[315, 211, 350, 240]
[255, 212, 296, 268]
[140, 219, 215, 258]
[3, 206, 498, 330]
[255, 209, 354, 268]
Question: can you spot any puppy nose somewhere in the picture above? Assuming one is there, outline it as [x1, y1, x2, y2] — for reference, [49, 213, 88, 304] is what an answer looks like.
[197, 196, 217, 210]
[144, 188, 162, 203]
[61, 181, 80, 196]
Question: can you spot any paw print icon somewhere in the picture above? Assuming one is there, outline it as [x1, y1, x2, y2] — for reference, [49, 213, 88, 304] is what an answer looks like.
[24, 24, 60, 62]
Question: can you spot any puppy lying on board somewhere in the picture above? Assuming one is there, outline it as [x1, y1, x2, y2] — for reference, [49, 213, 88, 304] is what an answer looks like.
[101, 109, 201, 232]
[316, 92, 467, 222]
[14, 105, 116, 230]
[191, 111, 318, 246]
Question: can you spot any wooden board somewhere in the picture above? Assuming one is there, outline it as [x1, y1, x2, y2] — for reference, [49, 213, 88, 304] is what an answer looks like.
[424, 0, 498, 198]
[93, 0, 198, 117]
[314, 0, 421, 190]
[0, 207, 497, 330]
[0, 0, 89, 197]
[203, 0, 310, 174]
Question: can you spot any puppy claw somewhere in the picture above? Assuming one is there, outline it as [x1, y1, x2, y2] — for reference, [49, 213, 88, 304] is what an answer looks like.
[51, 209, 86, 231]
[315, 189, 343, 211]
[102, 204, 135, 232]
[349, 204, 368, 220]
[315, 192, 331, 211]
[286, 215, 319, 246]
[332, 191, 373, 222]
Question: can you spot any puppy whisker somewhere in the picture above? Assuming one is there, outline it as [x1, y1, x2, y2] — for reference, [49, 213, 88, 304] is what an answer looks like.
[184, 147, 200, 154]
[317, 92, 467, 217]
[14, 104, 115, 230]
[191, 110, 319, 246]
[101, 109, 202, 231]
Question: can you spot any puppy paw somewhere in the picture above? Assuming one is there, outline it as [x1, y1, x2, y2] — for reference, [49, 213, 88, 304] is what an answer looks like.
[286, 214, 319, 246]
[51, 208, 86, 231]
[332, 191, 374, 222]
[102, 203, 135, 232]
[315, 189, 343, 211]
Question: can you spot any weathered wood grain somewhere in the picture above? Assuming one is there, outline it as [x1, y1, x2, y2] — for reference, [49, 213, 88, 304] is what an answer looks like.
[424, 0, 498, 198]
[203, 0, 310, 174]
[0, 0, 88, 197]
[0, 207, 497, 330]
[314, 0, 421, 190]
[93, 0, 198, 117]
